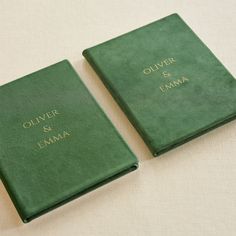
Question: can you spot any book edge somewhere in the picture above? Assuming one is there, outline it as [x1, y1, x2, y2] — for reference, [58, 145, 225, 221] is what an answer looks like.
[153, 112, 236, 156]
[83, 13, 179, 53]
[0, 59, 70, 90]
[83, 50, 157, 156]
[83, 13, 236, 157]
[0, 60, 139, 223]
[0, 160, 138, 223]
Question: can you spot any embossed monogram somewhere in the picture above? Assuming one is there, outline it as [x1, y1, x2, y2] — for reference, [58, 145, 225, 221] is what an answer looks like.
[159, 77, 190, 92]
[22, 110, 60, 129]
[21, 109, 71, 150]
[143, 58, 176, 75]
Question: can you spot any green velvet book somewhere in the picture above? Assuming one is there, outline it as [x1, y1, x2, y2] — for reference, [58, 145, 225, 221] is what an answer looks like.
[83, 13, 236, 157]
[0, 60, 138, 223]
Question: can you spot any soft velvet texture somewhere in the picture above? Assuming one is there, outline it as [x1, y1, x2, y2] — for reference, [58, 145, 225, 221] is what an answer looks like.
[0, 60, 138, 223]
[83, 13, 236, 156]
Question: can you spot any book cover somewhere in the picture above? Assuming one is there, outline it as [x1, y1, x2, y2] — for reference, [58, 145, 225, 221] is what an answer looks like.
[83, 13, 236, 157]
[0, 60, 138, 223]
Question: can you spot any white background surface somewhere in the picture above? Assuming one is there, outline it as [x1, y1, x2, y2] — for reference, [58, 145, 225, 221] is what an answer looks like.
[0, 1, 236, 235]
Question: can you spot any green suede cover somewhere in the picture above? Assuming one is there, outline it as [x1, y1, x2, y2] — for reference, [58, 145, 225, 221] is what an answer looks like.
[83, 13, 236, 157]
[0, 60, 138, 223]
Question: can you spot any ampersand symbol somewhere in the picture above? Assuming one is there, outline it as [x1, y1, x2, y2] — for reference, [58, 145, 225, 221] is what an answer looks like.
[162, 71, 171, 78]
[43, 125, 52, 133]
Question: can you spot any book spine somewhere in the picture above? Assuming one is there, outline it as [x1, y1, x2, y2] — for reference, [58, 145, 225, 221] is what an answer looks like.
[83, 49, 157, 156]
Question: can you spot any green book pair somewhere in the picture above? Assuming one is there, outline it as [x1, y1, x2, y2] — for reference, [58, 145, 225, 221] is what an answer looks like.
[1, 13, 236, 223]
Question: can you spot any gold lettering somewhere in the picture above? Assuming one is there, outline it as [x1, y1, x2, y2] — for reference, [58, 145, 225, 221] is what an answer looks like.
[38, 114, 46, 121]
[169, 58, 176, 63]
[53, 134, 61, 142]
[52, 110, 60, 116]
[173, 79, 183, 86]
[31, 119, 37, 126]
[159, 77, 190, 93]
[165, 82, 175, 90]
[182, 77, 189, 82]
[157, 62, 164, 68]
[150, 65, 158, 72]
[159, 86, 165, 92]
[62, 131, 70, 137]
[163, 60, 170, 66]
[23, 122, 31, 129]
[143, 57, 176, 75]
[143, 68, 151, 75]
[37, 141, 44, 149]
[37, 131, 70, 149]
[22, 109, 60, 129]
[46, 112, 53, 119]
